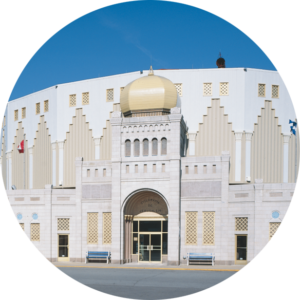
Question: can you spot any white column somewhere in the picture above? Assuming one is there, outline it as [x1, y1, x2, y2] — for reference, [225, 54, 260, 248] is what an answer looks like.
[235, 132, 243, 182]
[93, 137, 100, 160]
[58, 141, 64, 186]
[51, 142, 56, 186]
[283, 134, 290, 183]
[245, 131, 253, 181]
[188, 133, 196, 156]
[6, 151, 12, 190]
[28, 147, 33, 189]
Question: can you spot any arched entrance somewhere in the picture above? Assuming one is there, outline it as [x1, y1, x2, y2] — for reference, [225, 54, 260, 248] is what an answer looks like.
[123, 190, 168, 263]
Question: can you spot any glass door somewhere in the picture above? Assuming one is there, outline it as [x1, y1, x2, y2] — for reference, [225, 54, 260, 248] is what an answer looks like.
[235, 235, 247, 265]
[139, 234, 150, 262]
[58, 235, 69, 262]
[150, 234, 161, 262]
[138, 234, 162, 263]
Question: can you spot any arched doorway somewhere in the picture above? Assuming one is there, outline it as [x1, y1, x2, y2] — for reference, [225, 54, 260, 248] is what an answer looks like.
[123, 190, 168, 263]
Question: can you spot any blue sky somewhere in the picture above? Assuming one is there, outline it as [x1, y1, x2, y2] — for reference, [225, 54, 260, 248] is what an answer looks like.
[9, 1, 275, 100]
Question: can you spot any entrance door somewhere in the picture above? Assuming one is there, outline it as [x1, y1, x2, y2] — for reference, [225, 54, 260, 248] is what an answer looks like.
[58, 235, 69, 262]
[139, 234, 161, 262]
[235, 235, 247, 265]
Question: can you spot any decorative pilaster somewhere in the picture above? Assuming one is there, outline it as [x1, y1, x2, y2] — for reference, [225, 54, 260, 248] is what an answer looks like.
[51, 142, 56, 186]
[93, 137, 101, 160]
[234, 132, 243, 182]
[188, 133, 196, 156]
[28, 147, 33, 189]
[245, 131, 253, 181]
[57, 141, 64, 186]
[283, 134, 290, 183]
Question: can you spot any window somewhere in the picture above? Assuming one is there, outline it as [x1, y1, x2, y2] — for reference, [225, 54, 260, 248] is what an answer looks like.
[120, 87, 125, 93]
[134, 139, 140, 157]
[87, 213, 98, 244]
[219, 82, 229, 96]
[203, 165, 207, 174]
[103, 212, 112, 244]
[162, 163, 166, 173]
[125, 140, 131, 157]
[44, 100, 49, 112]
[22, 107, 26, 119]
[269, 222, 280, 239]
[95, 169, 98, 177]
[152, 138, 158, 156]
[144, 164, 147, 173]
[106, 89, 114, 102]
[31, 223, 40, 241]
[103, 168, 106, 177]
[213, 165, 216, 173]
[235, 217, 248, 231]
[82, 92, 89, 105]
[36, 103, 40, 114]
[135, 165, 138, 173]
[194, 165, 198, 174]
[58, 218, 70, 231]
[87, 169, 90, 177]
[14, 109, 18, 121]
[20, 223, 24, 230]
[185, 166, 189, 174]
[203, 212, 215, 245]
[185, 212, 197, 245]
[143, 139, 149, 156]
[258, 84, 266, 97]
[174, 83, 182, 96]
[69, 94, 76, 107]
[161, 138, 167, 155]
[153, 164, 156, 172]
[272, 85, 279, 98]
[126, 165, 129, 173]
[203, 83, 212, 96]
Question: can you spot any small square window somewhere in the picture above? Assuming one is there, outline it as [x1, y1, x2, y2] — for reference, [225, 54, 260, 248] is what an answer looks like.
[82, 92, 89, 105]
[69, 94, 76, 107]
[220, 82, 229, 96]
[106, 89, 114, 102]
[44, 100, 49, 112]
[203, 83, 212, 96]
[22, 107, 26, 119]
[174, 83, 182, 96]
[14, 109, 18, 121]
[258, 84, 266, 97]
[36, 103, 40, 115]
[272, 85, 279, 98]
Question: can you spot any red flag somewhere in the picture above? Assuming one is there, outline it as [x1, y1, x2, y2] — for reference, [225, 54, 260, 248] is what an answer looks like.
[17, 140, 24, 153]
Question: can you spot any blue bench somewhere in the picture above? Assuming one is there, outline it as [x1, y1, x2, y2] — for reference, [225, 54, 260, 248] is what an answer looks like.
[186, 253, 215, 266]
[85, 251, 111, 264]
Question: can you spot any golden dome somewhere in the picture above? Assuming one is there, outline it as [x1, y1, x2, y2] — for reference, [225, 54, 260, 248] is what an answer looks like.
[120, 67, 177, 117]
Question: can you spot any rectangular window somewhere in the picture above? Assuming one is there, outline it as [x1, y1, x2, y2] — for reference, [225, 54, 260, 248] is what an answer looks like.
[269, 222, 280, 239]
[236, 235, 247, 263]
[135, 164, 138, 173]
[103, 212, 112, 244]
[87, 213, 98, 244]
[203, 165, 207, 174]
[162, 163, 165, 173]
[20, 223, 24, 230]
[87, 169, 90, 177]
[219, 82, 229, 96]
[103, 168, 106, 177]
[153, 164, 156, 173]
[36, 103, 40, 114]
[31, 223, 40, 241]
[194, 165, 198, 174]
[203, 212, 215, 245]
[213, 165, 216, 173]
[82, 92, 89, 105]
[272, 85, 279, 98]
[258, 84, 266, 97]
[44, 100, 49, 112]
[185, 212, 198, 245]
[95, 169, 98, 177]
[185, 166, 189, 174]
[14, 109, 18, 121]
[57, 218, 70, 231]
[22, 107, 26, 119]
[144, 164, 147, 173]
[235, 217, 248, 231]
[203, 83, 212, 96]
[106, 89, 114, 102]
[126, 165, 129, 173]
[69, 94, 76, 107]
[174, 83, 182, 96]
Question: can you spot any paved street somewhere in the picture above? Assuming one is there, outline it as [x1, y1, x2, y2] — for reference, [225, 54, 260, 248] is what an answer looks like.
[58, 266, 237, 299]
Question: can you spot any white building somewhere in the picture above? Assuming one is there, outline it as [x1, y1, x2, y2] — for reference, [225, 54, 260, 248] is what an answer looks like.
[1, 66, 297, 265]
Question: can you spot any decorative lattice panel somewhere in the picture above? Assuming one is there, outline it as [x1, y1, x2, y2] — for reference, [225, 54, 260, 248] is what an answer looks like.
[87, 213, 98, 244]
[22, 107, 26, 119]
[258, 84, 266, 97]
[58, 218, 70, 231]
[269, 222, 280, 239]
[31, 223, 40, 241]
[20, 223, 24, 230]
[272, 85, 279, 98]
[203, 83, 212, 96]
[203, 212, 215, 245]
[235, 217, 248, 231]
[82, 92, 89, 105]
[219, 82, 229, 96]
[185, 212, 198, 245]
[103, 212, 112, 244]
[69, 94, 76, 107]
[36, 103, 40, 114]
[14, 110, 18, 121]
[174, 83, 182, 96]
[106, 89, 114, 102]
[44, 100, 49, 112]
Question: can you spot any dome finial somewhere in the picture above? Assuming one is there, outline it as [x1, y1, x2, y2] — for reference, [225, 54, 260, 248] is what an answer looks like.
[148, 65, 154, 76]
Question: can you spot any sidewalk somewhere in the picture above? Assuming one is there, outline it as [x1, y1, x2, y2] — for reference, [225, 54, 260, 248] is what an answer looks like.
[53, 261, 244, 272]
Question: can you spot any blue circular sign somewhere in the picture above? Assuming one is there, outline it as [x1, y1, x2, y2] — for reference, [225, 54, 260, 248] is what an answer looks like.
[272, 211, 279, 219]
[32, 213, 38, 220]
[17, 213, 22, 220]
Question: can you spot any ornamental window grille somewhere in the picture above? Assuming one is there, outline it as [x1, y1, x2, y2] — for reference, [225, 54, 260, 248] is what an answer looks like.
[44, 100, 49, 112]
[58, 218, 70, 231]
[87, 213, 98, 244]
[36, 103, 40, 114]
[106, 89, 114, 102]
[103, 212, 112, 244]
[203, 83, 212, 96]
[69, 94, 76, 107]
[185, 212, 198, 245]
[258, 84, 266, 97]
[31, 223, 40, 241]
[269, 222, 280, 239]
[235, 217, 248, 231]
[152, 138, 158, 156]
[161, 138, 167, 155]
[14, 110, 18, 121]
[125, 140, 131, 157]
[82, 92, 89, 105]
[134, 139, 140, 157]
[174, 83, 182, 96]
[22, 107, 26, 119]
[143, 139, 149, 156]
[20, 223, 24, 230]
[203, 212, 215, 245]
[272, 85, 279, 98]
[219, 82, 229, 96]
